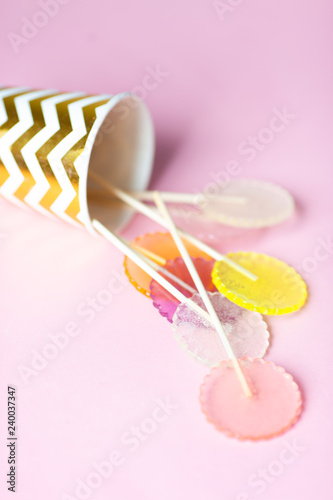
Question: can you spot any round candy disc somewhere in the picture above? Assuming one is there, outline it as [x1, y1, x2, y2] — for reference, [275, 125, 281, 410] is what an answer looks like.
[212, 252, 307, 315]
[203, 179, 294, 228]
[124, 232, 212, 297]
[150, 258, 216, 322]
[200, 358, 302, 440]
[173, 292, 269, 366]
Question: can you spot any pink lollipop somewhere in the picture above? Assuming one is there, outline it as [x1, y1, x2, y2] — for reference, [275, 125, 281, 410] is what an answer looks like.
[173, 292, 269, 366]
[200, 358, 302, 440]
[150, 257, 216, 322]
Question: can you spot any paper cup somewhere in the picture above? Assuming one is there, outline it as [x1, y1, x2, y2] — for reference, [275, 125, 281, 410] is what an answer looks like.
[0, 86, 155, 232]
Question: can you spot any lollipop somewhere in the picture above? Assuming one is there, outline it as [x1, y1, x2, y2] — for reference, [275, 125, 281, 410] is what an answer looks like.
[142, 250, 269, 365]
[150, 257, 216, 322]
[200, 358, 302, 440]
[151, 192, 302, 439]
[200, 178, 294, 228]
[134, 246, 269, 365]
[92, 178, 295, 228]
[212, 252, 307, 315]
[173, 292, 269, 366]
[124, 232, 212, 297]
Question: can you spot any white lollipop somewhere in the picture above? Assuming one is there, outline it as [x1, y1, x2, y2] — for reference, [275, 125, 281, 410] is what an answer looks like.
[90, 177, 294, 229]
[173, 291, 269, 366]
[202, 178, 294, 228]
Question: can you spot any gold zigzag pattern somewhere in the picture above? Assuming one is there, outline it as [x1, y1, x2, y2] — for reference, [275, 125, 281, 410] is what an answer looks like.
[12, 92, 58, 201]
[64, 99, 109, 222]
[36, 95, 90, 213]
[0, 88, 112, 226]
[0, 89, 31, 187]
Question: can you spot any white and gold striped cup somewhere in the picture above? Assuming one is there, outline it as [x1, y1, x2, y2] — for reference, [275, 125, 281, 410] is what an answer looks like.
[0, 86, 155, 232]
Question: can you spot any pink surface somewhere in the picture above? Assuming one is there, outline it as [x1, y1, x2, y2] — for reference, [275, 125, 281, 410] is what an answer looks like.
[0, 1, 333, 499]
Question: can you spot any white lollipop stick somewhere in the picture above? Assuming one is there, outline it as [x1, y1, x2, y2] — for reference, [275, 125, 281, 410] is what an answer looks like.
[128, 191, 246, 205]
[130, 243, 167, 266]
[131, 242, 197, 294]
[89, 172, 257, 281]
[93, 219, 216, 323]
[88, 188, 246, 205]
[153, 192, 253, 398]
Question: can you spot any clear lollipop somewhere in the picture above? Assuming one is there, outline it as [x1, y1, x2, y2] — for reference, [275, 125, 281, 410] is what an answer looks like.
[149, 257, 269, 365]
[173, 291, 269, 366]
[201, 178, 295, 228]
[91, 178, 295, 228]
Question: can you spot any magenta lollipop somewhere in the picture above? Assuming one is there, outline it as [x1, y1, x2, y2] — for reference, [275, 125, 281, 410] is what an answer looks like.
[150, 257, 216, 322]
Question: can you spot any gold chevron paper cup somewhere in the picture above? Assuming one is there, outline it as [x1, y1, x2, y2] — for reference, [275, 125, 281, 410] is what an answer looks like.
[0, 86, 155, 232]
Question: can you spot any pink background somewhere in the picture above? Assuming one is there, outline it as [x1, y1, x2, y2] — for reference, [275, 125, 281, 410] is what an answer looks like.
[1, 0, 333, 498]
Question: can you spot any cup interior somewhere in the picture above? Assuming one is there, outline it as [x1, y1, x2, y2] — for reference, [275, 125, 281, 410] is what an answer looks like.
[87, 95, 155, 232]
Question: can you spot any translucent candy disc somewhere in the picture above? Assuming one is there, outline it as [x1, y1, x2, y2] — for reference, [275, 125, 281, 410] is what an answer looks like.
[150, 258, 216, 322]
[124, 232, 212, 297]
[173, 292, 269, 365]
[212, 252, 307, 315]
[203, 179, 294, 228]
[200, 358, 302, 440]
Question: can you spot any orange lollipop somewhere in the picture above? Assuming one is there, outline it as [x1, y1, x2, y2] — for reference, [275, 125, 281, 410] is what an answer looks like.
[124, 232, 212, 297]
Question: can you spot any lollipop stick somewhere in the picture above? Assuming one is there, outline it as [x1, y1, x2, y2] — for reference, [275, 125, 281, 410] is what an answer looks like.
[128, 191, 246, 205]
[88, 192, 128, 209]
[88, 188, 246, 205]
[130, 243, 197, 294]
[93, 219, 206, 320]
[131, 243, 167, 265]
[89, 172, 257, 281]
[152, 265, 197, 295]
[153, 192, 253, 398]
[131, 243, 197, 294]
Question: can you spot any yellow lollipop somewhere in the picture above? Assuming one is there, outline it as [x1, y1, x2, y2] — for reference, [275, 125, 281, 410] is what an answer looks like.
[212, 252, 307, 315]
